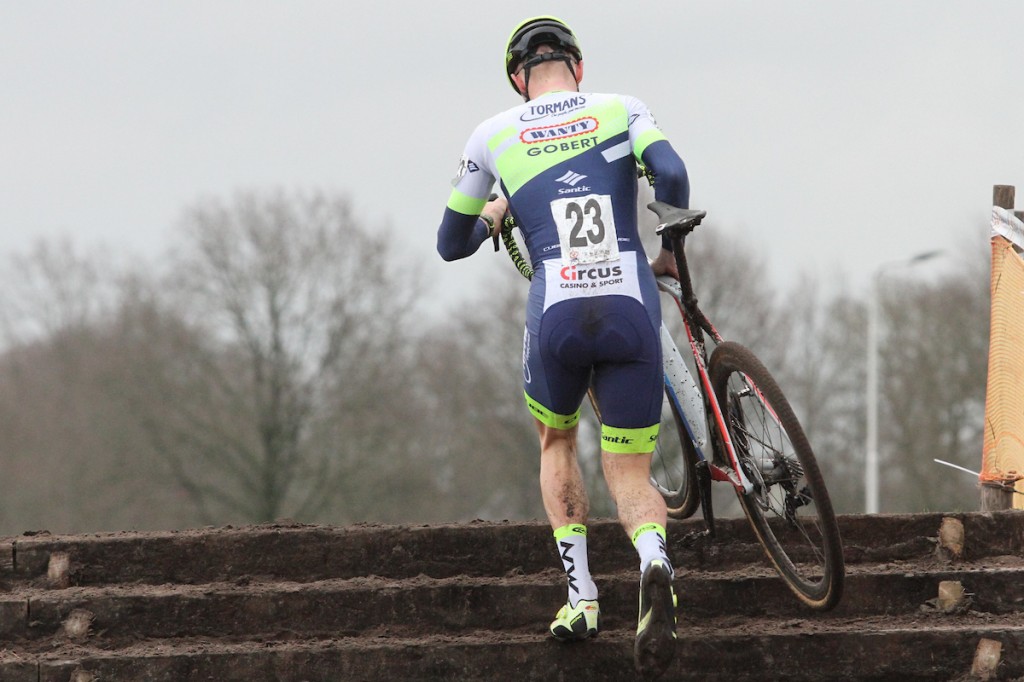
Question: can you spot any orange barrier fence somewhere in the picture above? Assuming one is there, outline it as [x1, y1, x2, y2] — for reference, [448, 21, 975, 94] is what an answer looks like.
[981, 202, 1024, 508]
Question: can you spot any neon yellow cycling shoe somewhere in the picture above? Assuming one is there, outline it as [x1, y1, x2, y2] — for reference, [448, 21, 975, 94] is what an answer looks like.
[634, 559, 677, 678]
[549, 598, 600, 641]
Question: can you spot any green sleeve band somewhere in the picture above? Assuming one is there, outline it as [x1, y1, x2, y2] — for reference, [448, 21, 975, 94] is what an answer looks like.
[553, 524, 588, 540]
[631, 523, 666, 547]
[446, 188, 487, 215]
[633, 129, 669, 163]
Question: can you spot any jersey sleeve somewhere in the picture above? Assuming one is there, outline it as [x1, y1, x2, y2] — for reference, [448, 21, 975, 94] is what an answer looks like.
[623, 96, 689, 251]
[445, 125, 497, 217]
[437, 125, 497, 261]
[623, 95, 670, 163]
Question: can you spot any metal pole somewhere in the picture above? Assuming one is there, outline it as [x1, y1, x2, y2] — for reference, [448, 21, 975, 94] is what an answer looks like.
[865, 278, 880, 514]
[865, 249, 944, 514]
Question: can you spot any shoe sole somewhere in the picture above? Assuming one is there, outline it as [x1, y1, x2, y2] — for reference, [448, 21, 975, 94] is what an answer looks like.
[550, 603, 600, 642]
[635, 567, 676, 678]
[550, 627, 598, 642]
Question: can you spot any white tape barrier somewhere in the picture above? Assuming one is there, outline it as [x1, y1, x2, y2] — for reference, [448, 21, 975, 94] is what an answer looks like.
[992, 206, 1024, 251]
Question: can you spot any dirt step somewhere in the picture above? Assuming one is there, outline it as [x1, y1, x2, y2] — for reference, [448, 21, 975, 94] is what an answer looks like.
[0, 512, 1020, 680]
[4, 617, 1024, 682]
[2, 517, 769, 587]
[6, 512, 1017, 590]
[4, 563, 1024, 647]
[4, 521, 570, 586]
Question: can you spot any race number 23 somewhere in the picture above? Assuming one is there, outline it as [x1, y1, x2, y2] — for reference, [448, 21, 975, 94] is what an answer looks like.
[551, 194, 619, 265]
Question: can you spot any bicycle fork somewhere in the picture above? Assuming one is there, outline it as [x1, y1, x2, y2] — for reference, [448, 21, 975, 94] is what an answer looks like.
[683, 355, 761, 546]
[694, 459, 715, 541]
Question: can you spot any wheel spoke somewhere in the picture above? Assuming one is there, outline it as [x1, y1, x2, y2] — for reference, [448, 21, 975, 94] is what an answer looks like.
[710, 341, 844, 610]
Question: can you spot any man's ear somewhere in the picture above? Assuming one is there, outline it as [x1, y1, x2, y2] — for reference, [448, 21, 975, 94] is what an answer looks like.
[574, 59, 584, 85]
[512, 69, 528, 96]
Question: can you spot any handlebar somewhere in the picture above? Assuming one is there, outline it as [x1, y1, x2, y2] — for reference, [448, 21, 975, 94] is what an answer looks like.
[501, 216, 534, 280]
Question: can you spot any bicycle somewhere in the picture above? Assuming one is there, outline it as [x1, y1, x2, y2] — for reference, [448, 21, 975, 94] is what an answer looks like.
[496, 193, 845, 612]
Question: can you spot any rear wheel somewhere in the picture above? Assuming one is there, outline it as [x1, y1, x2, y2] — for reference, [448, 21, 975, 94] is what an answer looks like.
[650, 386, 700, 519]
[709, 341, 844, 611]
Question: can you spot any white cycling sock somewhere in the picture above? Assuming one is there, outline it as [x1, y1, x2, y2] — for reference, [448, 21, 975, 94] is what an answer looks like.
[632, 523, 674, 578]
[553, 524, 599, 606]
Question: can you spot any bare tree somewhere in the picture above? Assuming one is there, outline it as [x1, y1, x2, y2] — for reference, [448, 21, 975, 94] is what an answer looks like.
[772, 280, 869, 513]
[121, 189, 422, 524]
[881, 249, 991, 512]
[0, 244, 185, 533]
[409, 266, 543, 521]
[0, 239, 120, 348]
[767, 241, 991, 514]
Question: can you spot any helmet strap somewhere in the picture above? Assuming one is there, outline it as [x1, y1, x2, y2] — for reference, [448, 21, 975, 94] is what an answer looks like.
[520, 50, 577, 101]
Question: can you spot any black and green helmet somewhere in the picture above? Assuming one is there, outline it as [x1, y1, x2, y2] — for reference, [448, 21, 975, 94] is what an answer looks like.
[504, 16, 583, 94]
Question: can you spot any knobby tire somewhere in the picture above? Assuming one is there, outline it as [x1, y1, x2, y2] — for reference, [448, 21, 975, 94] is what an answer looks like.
[651, 386, 700, 519]
[709, 341, 844, 611]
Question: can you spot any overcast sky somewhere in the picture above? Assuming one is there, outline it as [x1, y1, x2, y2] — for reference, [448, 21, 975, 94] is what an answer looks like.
[2, 2, 1021, 317]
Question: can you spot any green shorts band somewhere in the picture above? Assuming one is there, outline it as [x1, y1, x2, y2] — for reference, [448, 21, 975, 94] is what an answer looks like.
[601, 423, 660, 454]
[524, 391, 581, 430]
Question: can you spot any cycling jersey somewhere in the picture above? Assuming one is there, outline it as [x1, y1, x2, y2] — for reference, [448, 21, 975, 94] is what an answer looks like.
[437, 91, 689, 453]
[441, 92, 682, 264]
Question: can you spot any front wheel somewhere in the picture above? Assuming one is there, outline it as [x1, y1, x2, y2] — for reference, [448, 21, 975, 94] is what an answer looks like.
[709, 341, 844, 611]
[650, 386, 700, 519]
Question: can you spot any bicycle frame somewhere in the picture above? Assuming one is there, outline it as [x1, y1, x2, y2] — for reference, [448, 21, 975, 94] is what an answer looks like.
[652, 220, 773, 543]
[656, 273, 754, 496]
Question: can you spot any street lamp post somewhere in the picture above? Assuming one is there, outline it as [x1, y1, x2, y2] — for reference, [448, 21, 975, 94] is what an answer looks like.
[865, 250, 943, 514]
[865, 284, 881, 514]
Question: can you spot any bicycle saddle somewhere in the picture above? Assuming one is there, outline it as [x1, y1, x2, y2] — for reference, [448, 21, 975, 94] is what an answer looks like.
[647, 202, 707, 235]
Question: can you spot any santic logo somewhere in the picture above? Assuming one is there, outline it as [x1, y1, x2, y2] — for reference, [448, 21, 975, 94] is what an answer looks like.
[520, 117, 599, 144]
[556, 170, 590, 195]
[556, 170, 587, 186]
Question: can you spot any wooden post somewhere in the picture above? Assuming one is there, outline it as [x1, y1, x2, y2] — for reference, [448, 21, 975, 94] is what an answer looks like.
[993, 184, 1015, 210]
[993, 184, 1024, 225]
[981, 483, 1013, 511]
[982, 185, 1020, 511]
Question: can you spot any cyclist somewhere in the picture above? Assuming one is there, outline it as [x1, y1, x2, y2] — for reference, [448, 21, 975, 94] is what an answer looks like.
[436, 16, 689, 677]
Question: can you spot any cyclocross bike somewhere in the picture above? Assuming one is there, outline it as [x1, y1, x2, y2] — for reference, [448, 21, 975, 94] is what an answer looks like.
[497, 194, 845, 612]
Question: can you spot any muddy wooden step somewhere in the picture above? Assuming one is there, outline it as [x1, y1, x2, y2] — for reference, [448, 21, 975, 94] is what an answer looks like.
[5, 617, 1024, 682]
[836, 511, 1024, 564]
[677, 562, 1024, 619]
[4, 522, 615, 586]
[4, 561, 1024, 646]
[3, 512, 1019, 590]
[0, 518, 776, 587]
[0, 518, 787, 586]
[682, 510, 1024, 571]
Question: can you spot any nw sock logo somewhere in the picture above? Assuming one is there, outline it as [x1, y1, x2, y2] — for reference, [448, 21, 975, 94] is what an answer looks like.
[560, 540, 579, 595]
[556, 170, 588, 186]
[656, 535, 673, 576]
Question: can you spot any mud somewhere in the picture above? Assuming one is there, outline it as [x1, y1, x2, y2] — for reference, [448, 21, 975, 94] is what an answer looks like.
[0, 511, 1022, 680]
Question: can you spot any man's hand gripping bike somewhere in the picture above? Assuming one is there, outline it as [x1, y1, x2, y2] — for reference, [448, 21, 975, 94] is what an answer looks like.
[497, 198, 844, 611]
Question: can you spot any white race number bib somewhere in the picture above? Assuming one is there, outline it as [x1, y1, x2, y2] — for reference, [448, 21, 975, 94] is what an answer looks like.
[550, 194, 619, 266]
